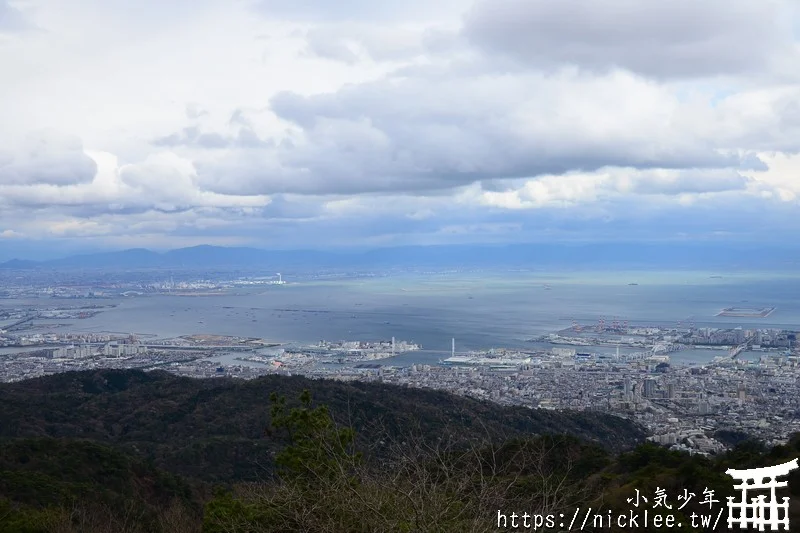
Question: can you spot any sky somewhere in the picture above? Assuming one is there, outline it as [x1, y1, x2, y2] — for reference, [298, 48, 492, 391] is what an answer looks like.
[1, 0, 799, 257]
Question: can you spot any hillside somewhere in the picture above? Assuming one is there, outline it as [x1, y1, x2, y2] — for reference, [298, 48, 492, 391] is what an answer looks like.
[0, 438, 200, 533]
[0, 370, 798, 532]
[0, 369, 643, 482]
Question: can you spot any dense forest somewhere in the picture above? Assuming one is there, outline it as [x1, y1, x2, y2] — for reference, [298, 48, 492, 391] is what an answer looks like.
[0, 369, 644, 482]
[0, 370, 797, 532]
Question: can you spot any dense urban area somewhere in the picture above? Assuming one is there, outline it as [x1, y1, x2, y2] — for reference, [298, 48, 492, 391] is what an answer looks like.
[1, 271, 798, 460]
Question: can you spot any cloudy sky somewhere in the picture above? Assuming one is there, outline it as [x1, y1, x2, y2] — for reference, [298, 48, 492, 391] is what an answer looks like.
[1, 0, 799, 256]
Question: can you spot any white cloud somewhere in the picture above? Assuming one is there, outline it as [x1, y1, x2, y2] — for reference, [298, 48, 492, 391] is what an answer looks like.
[745, 152, 800, 202]
[0, 229, 22, 239]
[0, 130, 96, 185]
[0, 150, 271, 215]
[0, 0, 798, 251]
[194, 69, 758, 198]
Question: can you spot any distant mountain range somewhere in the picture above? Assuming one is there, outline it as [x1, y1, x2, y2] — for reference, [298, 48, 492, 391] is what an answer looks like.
[0, 243, 797, 271]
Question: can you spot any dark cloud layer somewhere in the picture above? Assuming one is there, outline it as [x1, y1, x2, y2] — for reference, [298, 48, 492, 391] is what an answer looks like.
[463, 0, 791, 78]
[189, 77, 750, 197]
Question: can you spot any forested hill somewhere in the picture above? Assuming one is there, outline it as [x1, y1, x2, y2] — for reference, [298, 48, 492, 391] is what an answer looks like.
[2, 370, 799, 532]
[0, 369, 644, 481]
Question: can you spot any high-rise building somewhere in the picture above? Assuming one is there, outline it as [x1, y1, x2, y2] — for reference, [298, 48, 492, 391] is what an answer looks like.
[643, 379, 656, 398]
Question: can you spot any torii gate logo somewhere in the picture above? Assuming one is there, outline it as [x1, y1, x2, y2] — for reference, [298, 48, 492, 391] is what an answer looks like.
[726, 458, 798, 530]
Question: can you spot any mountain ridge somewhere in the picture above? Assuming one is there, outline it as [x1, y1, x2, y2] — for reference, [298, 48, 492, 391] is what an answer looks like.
[1, 242, 798, 270]
[0, 369, 645, 482]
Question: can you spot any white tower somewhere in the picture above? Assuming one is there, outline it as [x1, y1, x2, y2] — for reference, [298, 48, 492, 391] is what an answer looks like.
[277, 273, 282, 284]
[391, 336, 395, 356]
[451, 338, 455, 358]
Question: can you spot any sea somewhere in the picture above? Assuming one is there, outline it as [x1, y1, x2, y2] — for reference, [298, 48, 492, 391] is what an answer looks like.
[3, 269, 800, 367]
